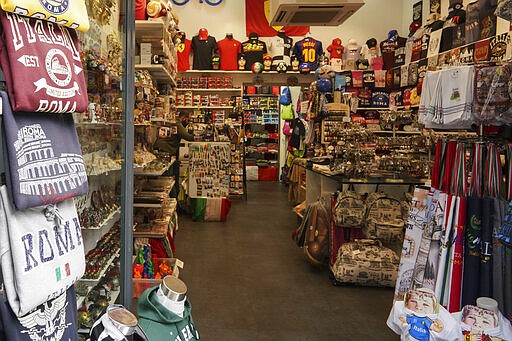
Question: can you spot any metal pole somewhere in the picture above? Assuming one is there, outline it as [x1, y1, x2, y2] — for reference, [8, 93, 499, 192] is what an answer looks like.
[121, 0, 135, 308]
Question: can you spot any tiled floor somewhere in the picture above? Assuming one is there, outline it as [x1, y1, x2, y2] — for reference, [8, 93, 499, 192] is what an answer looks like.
[175, 182, 398, 340]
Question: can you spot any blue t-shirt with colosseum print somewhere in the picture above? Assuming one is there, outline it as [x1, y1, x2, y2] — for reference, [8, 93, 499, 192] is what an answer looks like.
[1, 91, 88, 210]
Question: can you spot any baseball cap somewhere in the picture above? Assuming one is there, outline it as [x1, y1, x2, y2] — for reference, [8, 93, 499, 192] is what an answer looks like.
[366, 38, 377, 49]
[198, 28, 208, 40]
[263, 54, 272, 61]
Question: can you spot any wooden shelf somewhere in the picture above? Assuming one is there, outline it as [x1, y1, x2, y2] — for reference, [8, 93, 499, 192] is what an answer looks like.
[135, 64, 177, 86]
[81, 208, 121, 231]
[176, 88, 241, 92]
[372, 130, 423, 135]
[356, 105, 419, 111]
[134, 158, 176, 176]
[135, 20, 168, 41]
[176, 105, 234, 109]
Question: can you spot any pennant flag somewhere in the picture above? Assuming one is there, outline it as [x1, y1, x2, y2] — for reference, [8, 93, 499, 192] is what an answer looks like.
[245, 0, 309, 37]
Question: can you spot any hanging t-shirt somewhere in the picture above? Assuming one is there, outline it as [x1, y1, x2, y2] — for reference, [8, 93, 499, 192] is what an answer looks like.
[191, 36, 218, 70]
[0, 287, 78, 341]
[267, 34, 293, 67]
[241, 38, 267, 70]
[1, 91, 88, 210]
[0, 11, 88, 113]
[177, 38, 192, 72]
[465, 1, 480, 44]
[217, 37, 242, 71]
[292, 37, 323, 71]
[380, 37, 407, 70]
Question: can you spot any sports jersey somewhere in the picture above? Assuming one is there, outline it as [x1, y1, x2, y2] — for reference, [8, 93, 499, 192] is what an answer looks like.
[217, 37, 242, 71]
[267, 34, 293, 66]
[292, 37, 323, 71]
[191, 36, 218, 70]
[241, 38, 267, 70]
[177, 38, 192, 72]
[380, 36, 407, 70]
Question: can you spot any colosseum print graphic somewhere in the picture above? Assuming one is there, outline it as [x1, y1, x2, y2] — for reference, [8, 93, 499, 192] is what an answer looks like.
[14, 123, 87, 198]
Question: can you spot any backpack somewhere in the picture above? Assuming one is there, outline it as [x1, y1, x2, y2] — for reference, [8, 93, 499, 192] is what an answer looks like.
[363, 193, 408, 248]
[303, 201, 330, 265]
[333, 191, 366, 228]
[330, 239, 399, 287]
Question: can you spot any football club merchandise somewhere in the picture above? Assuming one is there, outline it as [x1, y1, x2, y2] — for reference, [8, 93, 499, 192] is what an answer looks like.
[0, 10, 88, 113]
[292, 36, 323, 71]
[0, 185, 85, 317]
[191, 29, 218, 70]
[0, 0, 89, 32]
[177, 33, 192, 72]
[380, 30, 407, 70]
[1, 91, 88, 210]
[241, 32, 267, 70]
[267, 30, 293, 68]
[217, 34, 242, 71]
[362, 38, 380, 60]
[0, 287, 79, 341]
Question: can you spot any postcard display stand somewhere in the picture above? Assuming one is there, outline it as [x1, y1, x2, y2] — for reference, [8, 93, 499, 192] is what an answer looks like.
[188, 142, 231, 198]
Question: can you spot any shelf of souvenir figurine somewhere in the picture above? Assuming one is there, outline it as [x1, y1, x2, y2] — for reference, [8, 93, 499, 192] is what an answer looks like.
[176, 105, 235, 109]
[133, 193, 176, 208]
[176, 88, 241, 92]
[76, 266, 121, 331]
[83, 151, 122, 176]
[80, 248, 121, 287]
[134, 157, 176, 176]
[81, 207, 121, 231]
[135, 64, 177, 87]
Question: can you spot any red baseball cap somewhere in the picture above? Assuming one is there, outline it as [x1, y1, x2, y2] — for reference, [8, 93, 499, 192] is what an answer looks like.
[198, 28, 208, 40]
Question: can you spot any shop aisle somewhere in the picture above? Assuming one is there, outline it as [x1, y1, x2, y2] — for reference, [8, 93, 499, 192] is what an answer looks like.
[176, 182, 397, 340]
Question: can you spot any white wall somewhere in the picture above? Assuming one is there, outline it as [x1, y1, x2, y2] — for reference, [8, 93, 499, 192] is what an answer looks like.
[173, 0, 409, 51]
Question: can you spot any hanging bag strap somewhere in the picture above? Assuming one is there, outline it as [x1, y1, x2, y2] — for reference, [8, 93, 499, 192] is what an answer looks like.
[470, 142, 484, 198]
[484, 143, 502, 198]
[450, 142, 468, 197]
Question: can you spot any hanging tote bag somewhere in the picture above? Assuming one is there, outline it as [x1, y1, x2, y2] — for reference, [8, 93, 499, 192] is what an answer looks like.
[279, 86, 292, 105]
[0, 186, 85, 317]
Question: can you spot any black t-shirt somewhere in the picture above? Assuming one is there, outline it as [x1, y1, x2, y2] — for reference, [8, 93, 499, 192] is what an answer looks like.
[380, 37, 407, 70]
[191, 36, 218, 70]
[241, 38, 267, 70]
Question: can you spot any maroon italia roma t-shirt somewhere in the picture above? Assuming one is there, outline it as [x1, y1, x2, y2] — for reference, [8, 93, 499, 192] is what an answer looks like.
[0, 10, 88, 113]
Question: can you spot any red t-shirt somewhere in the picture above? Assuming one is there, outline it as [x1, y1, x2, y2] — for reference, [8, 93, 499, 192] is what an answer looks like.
[217, 37, 242, 71]
[177, 39, 192, 72]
